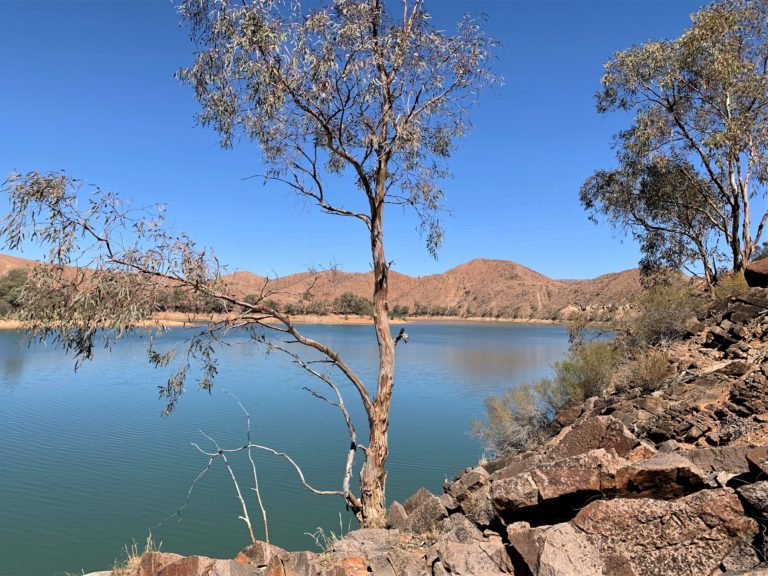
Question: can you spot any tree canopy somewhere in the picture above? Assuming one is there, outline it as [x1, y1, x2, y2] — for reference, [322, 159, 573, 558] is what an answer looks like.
[581, 0, 768, 284]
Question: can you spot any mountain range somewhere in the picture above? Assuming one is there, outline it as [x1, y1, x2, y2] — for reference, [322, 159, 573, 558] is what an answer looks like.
[0, 253, 642, 320]
[221, 258, 642, 320]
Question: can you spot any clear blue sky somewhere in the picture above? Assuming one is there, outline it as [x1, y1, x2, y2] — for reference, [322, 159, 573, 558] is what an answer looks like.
[0, 0, 708, 279]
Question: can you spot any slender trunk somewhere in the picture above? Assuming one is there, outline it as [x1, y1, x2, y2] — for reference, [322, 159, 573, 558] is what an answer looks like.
[360, 199, 394, 527]
[731, 191, 743, 274]
[741, 173, 753, 266]
[726, 159, 749, 274]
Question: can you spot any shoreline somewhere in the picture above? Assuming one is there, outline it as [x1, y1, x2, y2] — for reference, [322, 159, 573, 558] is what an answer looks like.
[0, 312, 560, 331]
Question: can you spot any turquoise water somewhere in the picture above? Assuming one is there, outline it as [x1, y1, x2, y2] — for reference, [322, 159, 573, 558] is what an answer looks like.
[0, 322, 569, 576]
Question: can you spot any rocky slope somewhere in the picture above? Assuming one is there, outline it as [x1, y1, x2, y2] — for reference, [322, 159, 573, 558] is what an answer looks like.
[128, 288, 768, 575]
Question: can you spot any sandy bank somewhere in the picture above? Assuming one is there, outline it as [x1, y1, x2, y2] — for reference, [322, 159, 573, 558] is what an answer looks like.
[0, 312, 559, 331]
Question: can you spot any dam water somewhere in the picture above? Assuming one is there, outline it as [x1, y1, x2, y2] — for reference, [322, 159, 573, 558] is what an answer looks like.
[0, 322, 569, 576]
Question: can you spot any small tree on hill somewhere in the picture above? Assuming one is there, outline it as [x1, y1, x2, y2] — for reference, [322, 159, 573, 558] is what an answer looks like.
[581, 0, 768, 285]
[1, 0, 496, 529]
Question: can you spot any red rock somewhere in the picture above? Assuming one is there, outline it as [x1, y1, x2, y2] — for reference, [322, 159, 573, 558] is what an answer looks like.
[235, 541, 286, 567]
[546, 415, 639, 460]
[340, 557, 369, 575]
[746, 446, 768, 475]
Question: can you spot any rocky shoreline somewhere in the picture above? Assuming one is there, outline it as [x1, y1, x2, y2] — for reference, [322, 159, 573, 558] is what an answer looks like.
[113, 289, 768, 575]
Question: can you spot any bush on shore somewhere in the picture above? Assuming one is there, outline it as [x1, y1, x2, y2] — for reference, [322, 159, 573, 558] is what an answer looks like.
[473, 339, 623, 456]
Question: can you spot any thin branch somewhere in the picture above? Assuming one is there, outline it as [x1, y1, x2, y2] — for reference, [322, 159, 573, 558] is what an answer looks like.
[227, 391, 269, 543]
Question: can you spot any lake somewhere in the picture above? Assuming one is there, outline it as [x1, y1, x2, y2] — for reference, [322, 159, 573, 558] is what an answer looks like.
[0, 322, 570, 576]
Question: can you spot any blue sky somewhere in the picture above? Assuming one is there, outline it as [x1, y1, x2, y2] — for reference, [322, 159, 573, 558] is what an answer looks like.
[0, 0, 709, 279]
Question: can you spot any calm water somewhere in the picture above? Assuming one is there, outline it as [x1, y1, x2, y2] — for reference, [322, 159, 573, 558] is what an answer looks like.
[0, 322, 569, 576]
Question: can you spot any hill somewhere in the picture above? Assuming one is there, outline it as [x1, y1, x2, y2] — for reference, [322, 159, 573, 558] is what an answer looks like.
[223, 258, 643, 320]
[0, 253, 644, 320]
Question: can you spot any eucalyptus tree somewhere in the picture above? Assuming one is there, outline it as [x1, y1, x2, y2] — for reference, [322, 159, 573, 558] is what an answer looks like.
[1, 0, 496, 529]
[581, 158, 722, 285]
[581, 0, 768, 281]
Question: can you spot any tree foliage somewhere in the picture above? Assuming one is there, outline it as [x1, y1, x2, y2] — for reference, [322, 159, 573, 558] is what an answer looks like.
[178, 0, 497, 255]
[333, 292, 373, 316]
[0, 268, 27, 317]
[581, 0, 768, 284]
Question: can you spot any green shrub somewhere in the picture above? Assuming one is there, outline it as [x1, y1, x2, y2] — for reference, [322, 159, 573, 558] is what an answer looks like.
[551, 340, 622, 404]
[475, 340, 622, 456]
[283, 302, 304, 315]
[472, 382, 554, 456]
[391, 304, 409, 319]
[0, 269, 28, 317]
[622, 284, 703, 349]
[332, 292, 373, 316]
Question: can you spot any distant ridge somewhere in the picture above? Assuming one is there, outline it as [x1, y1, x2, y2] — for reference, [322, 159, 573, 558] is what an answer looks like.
[225, 258, 642, 320]
[0, 253, 642, 320]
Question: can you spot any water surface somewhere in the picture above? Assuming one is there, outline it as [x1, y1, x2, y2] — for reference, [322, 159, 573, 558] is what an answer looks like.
[0, 322, 569, 575]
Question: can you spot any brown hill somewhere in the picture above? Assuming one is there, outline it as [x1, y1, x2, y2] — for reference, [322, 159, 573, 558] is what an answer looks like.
[0, 253, 643, 320]
[0, 253, 36, 276]
[222, 258, 643, 320]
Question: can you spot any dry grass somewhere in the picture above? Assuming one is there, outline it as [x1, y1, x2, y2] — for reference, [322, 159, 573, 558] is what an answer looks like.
[627, 348, 675, 393]
[110, 533, 159, 576]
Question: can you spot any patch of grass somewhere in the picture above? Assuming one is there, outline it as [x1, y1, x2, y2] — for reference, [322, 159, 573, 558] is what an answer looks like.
[712, 270, 748, 302]
[304, 513, 351, 552]
[626, 348, 674, 393]
[110, 533, 159, 576]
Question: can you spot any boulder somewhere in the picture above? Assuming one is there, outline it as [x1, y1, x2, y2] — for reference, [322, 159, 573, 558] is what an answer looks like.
[438, 492, 458, 512]
[152, 555, 257, 576]
[437, 513, 484, 544]
[488, 454, 543, 480]
[446, 467, 488, 500]
[535, 523, 605, 576]
[137, 553, 186, 576]
[682, 446, 751, 474]
[385, 501, 408, 530]
[430, 536, 514, 575]
[364, 551, 428, 576]
[572, 488, 759, 576]
[446, 466, 496, 526]
[236, 541, 286, 568]
[456, 483, 496, 527]
[624, 441, 657, 462]
[329, 529, 401, 555]
[402, 492, 447, 534]
[746, 446, 768, 475]
[554, 402, 583, 428]
[326, 529, 429, 575]
[490, 470, 540, 513]
[265, 550, 318, 576]
[615, 452, 708, 498]
[532, 449, 625, 501]
[510, 490, 761, 575]
[546, 416, 639, 460]
[737, 481, 768, 516]
[403, 488, 435, 514]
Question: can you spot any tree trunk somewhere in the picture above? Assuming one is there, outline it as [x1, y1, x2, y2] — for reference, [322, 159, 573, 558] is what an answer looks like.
[360, 172, 395, 528]
[731, 196, 744, 275]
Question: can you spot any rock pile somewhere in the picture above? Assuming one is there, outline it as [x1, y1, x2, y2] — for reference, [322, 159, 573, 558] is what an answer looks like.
[132, 289, 768, 576]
